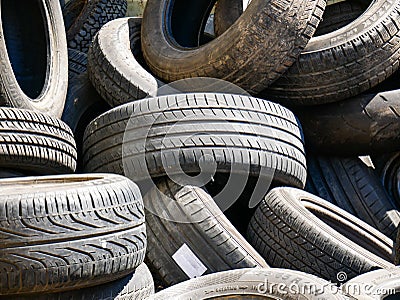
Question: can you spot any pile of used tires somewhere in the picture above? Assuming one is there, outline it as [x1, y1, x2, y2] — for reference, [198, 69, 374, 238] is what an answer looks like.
[1, 0, 400, 298]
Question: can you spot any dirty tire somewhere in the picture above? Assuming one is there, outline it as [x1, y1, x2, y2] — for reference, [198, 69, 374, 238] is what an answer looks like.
[87, 17, 162, 107]
[83, 93, 307, 189]
[151, 268, 347, 299]
[0, 174, 146, 296]
[144, 178, 268, 287]
[214, 0, 365, 37]
[247, 188, 394, 283]
[264, 0, 400, 105]
[0, 107, 77, 174]
[296, 90, 400, 155]
[306, 156, 400, 241]
[0, 0, 67, 117]
[7, 263, 154, 300]
[64, 0, 128, 53]
[342, 267, 400, 299]
[141, 0, 325, 93]
[372, 152, 400, 206]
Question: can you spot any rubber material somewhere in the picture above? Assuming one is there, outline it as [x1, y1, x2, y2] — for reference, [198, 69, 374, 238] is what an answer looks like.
[247, 188, 394, 283]
[63, 0, 128, 53]
[5, 263, 155, 300]
[295, 89, 400, 155]
[0, 0, 68, 117]
[265, 0, 400, 105]
[150, 268, 348, 299]
[145, 178, 268, 286]
[83, 93, 307, 189]
[306, 156, 400, 241]
[0, 174, 146, 296]
[0, 107, 77, 174]
[87, 17, 163, 107]
[141, 0, 325, 94]
[342, 267, 400, 299]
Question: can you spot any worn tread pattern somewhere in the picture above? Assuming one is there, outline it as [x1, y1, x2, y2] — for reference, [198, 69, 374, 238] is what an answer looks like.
[145, 178, 268, 287]
[306, 156, 400, 240]
[142, 0, 326, 93]
[64, 0, 127, 53]
[314, 0, 366, 35]
[87, 17, 162, 107]
[0, 174, 146, 296]
[247, 188, 394, 282]
[68, 48, 88, 78]
[82, 93, 307, 189]
[0, 107, 77, 174]
[296, 90, 400, 155]
[396, 229, 400, 264]
[264, 0, 400, 105]
[7, 263, 154, 300]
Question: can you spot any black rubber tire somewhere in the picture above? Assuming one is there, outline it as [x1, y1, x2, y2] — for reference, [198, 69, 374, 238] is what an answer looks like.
[151, 268, 348, 299]
[144, 178, 268, 287]
[247, 188, 395, 283]
[314, 0, 367, 36]
[0, 0, 68, 118]
[264, 0, 400, 105]
[68, 48, 88, 79]
[83, 93, 307, 189]
[63, 0, 128, 53]
[5, 263, 154, 300]
[214, 0, 366, 37]
[87, 17, 163, 107]
[296, 90, 400, 155]
[306, 156, 400, 241]
[342, 267, 400, 299]
[0, 174, 146, 296]
[372, 152, 400, 206]
[0, 107, 77, 174]
[141, 0, 325, 94]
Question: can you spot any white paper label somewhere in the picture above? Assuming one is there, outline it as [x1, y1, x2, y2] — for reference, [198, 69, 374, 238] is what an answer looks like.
[172, 244, 207, 279]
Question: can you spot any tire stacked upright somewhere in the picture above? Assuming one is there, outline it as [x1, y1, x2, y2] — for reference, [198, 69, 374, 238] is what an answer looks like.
[0, 1, 154, 299]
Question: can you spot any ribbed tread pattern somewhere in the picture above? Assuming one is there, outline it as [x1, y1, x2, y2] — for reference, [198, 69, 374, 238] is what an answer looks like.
[0, 107, 76, 174]
[265, 0, 400, 104]
[247, 188, 394, 282]
[87, 17, 161, 107]
[306, 156, 400, 240]
[145, 178, 268, 286]
[0, 174, 146, 295]
[65, 0, 127, 53]
[82, 93, 307, 189]
[68, 48, 87, 78]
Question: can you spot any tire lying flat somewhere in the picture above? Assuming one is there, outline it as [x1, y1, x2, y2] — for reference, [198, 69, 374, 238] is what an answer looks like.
[0, 107, 77, 174]
[0, 174, 146, 296]
[83, 93, 307, 190]
[0, 0, 68, 117]
[145, 178, 268, 286]
[248, 188, 395, 283]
